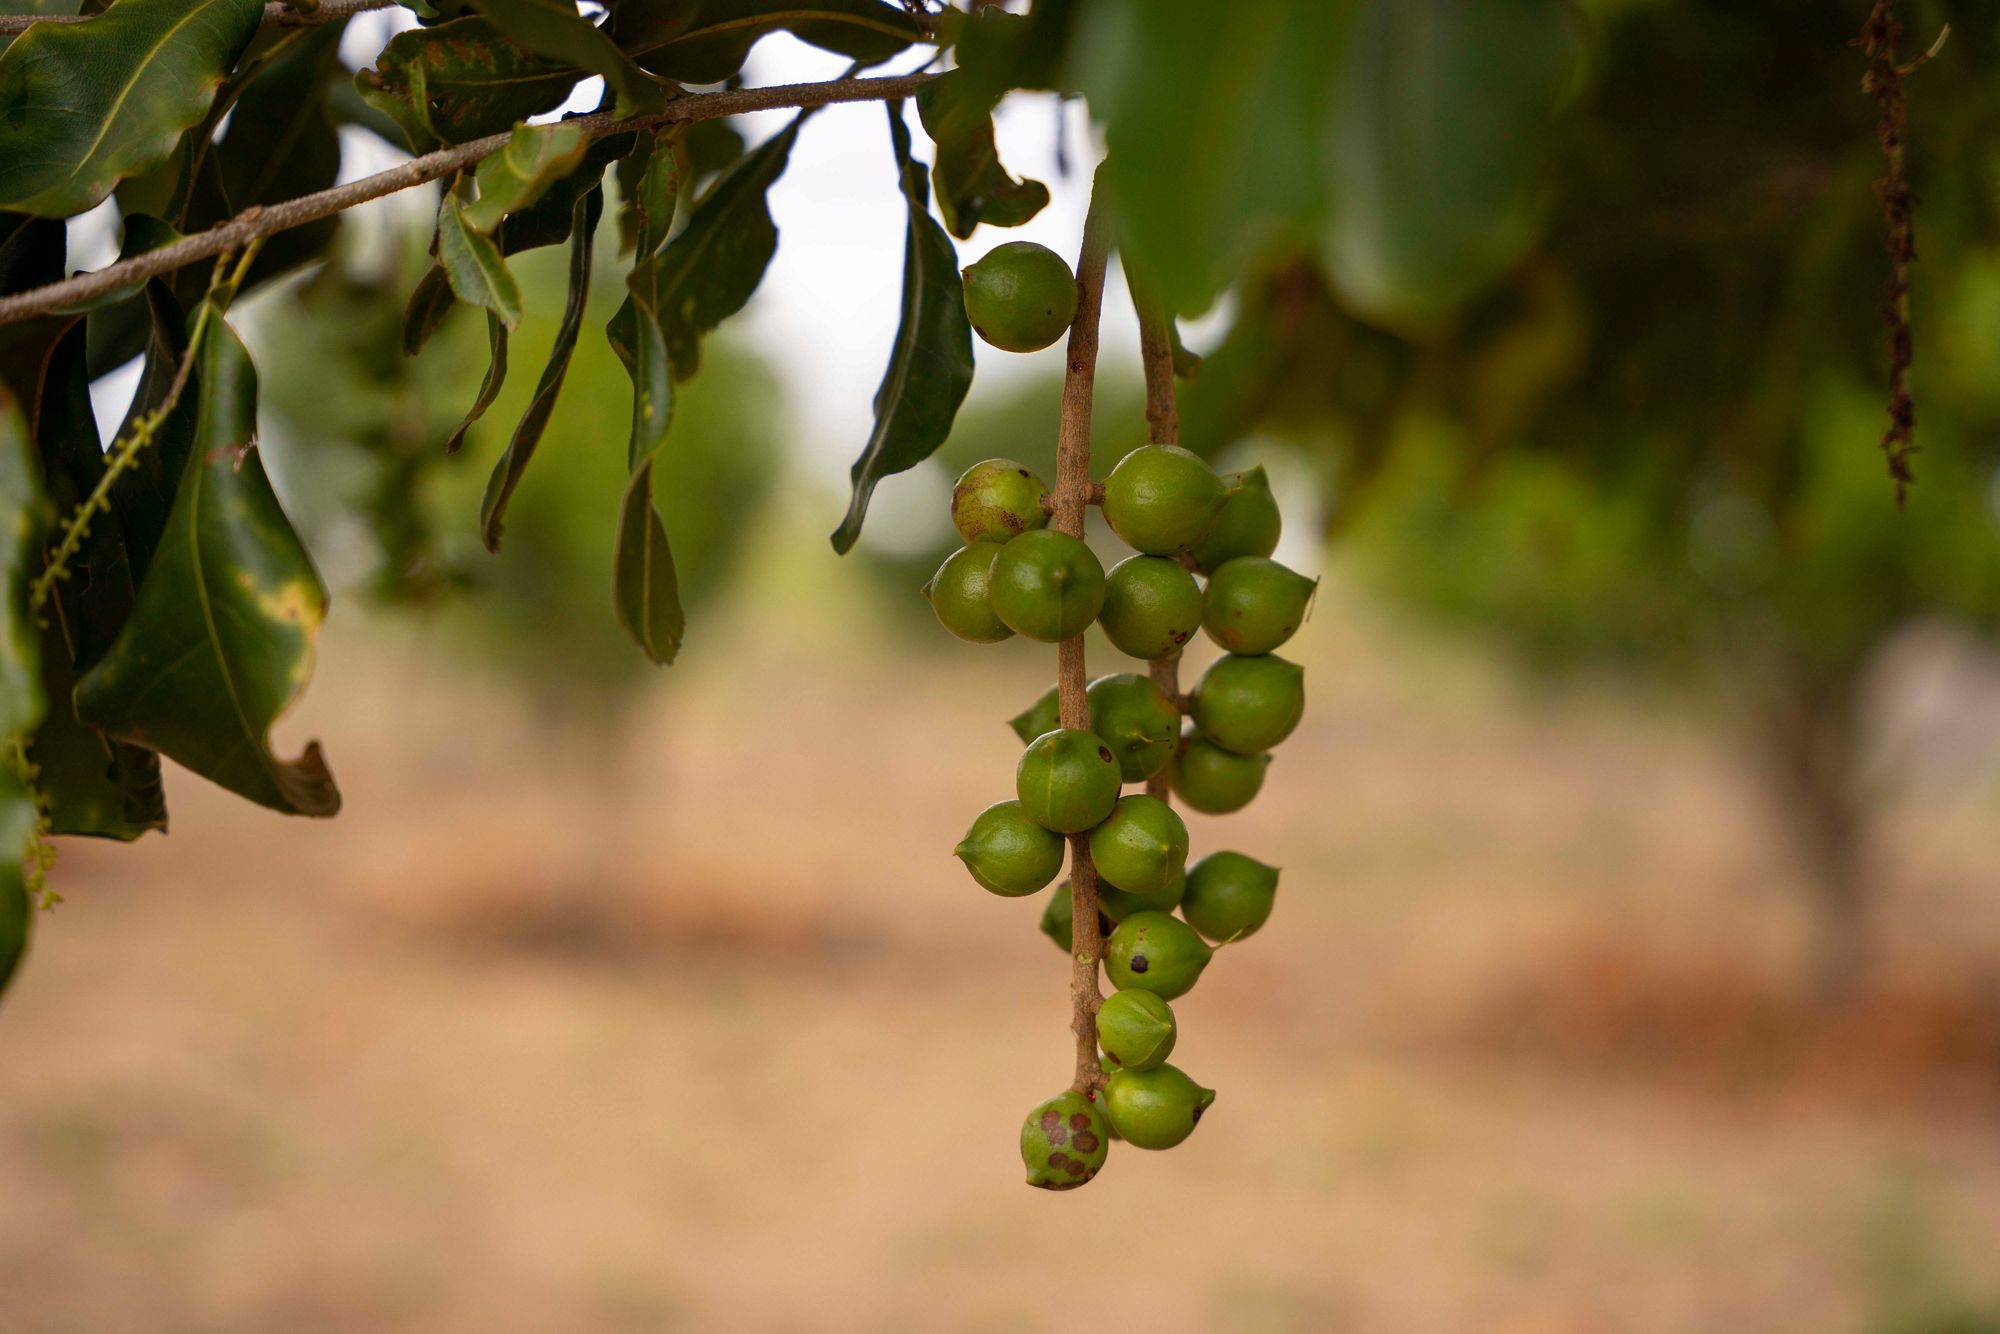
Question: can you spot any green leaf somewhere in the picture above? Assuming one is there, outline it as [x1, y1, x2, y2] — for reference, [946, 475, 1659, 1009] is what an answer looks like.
[1, 384, 47, 994]
[446, 311, 509, 454]
[73, 308, 341, 818]
[916, 68, 1048, 239]
[641, 114, 803, 382]
[479, 186, 599, 551]
[607, 0, 924, 84]
[497, 128, 626, 255]
[438, 194, 524, 327]
[463, 120, 589, 233]
[830, 102, 973, 553]
[467, 0, 663, 117]
[107, 281, 201, 578]
[356, 15, 583, 150]
[28, 324, 168, 840]
[607, 142, 683, 664]
[1322, 0, 1579, 324]
[50, 214, 186, 316]
[0, 0, 265, 217]
[401, 263, 458, 356]
[1076, 0, 1343, 315]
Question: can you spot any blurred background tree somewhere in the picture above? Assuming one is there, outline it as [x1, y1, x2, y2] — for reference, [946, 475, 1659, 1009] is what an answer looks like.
[1169, 0, 2000, 999]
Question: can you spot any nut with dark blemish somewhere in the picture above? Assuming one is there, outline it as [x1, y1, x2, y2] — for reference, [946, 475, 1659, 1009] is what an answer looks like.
[1021, 1090, 1110, 1190]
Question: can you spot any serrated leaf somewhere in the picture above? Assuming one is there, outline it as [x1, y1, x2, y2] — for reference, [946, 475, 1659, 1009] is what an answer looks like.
[830, 103, 973, 553]
[29, 324, 167, 840]
[1, 384, 46, 995]
[1322, 0, 1578, 323]
[0, 0, 264, 217]
[73, 308, 340, 818]
[607, 0, 924, 84]
[479, 186, 599, 550]
[463, 120, 589, 233]
[446, 311, 509, 454]
[356, 15, 583, 150]
[467, 0, 662, 117]
[639, 114, 802, 382]
[915, 67, 1048, 239]
[606, 143, 683, 664]
[438, 194, 524, 327]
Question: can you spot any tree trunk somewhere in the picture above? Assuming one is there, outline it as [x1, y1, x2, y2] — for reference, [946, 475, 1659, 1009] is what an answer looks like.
[1752, 664, 1873, 1006]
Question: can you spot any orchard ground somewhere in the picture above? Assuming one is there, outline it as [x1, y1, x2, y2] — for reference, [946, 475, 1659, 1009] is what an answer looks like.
[3, 505, 2000, 1332]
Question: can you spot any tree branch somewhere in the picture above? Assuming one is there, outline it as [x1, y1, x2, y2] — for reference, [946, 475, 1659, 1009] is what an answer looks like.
[0, 0, 397, 35]
[1132, 273, 1183, 800]
[1057, 171, 1111, 1098]
[0, 72, 937, 329]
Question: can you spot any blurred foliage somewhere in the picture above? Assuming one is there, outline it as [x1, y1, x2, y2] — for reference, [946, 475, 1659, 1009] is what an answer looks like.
[255, 205, 782, 714]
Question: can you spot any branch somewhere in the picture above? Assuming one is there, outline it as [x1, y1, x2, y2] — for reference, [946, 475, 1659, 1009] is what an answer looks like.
[0, 72, 937, 329]
[0, 0, 397, 35]
[1132, 274, 1183, 801]
[1857, 0, 1919, 503]
[1056, 171, 1111, 1098]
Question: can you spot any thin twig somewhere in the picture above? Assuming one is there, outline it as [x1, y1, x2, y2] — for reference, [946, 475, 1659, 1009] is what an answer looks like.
[0, 0, 395, 35]
[1132, 275, 1183, 801]
[1057, 171, 1111, 1098]
[27, 246, 259, 612]
[0, 72, 936, 330]
[1857, 1, 1919, 503]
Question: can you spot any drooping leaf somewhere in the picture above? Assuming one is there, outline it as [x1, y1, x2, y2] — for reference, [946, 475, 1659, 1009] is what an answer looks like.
[401, 264, 458, 356]
[1, 385, 47, 994]
[1322, 0, 1579, 324]
[356, 15, 583, 150]
[606, 140, 683, 664]
[446, 312, 509, 454]
[915, 67, 1048, 239]
[437, 194, 525, 327]
[479, 186, 600, 550]
[74, 309, 341, 818]
[0, 0, 264, 217]
[640, 114, 803, 382]
[1076, 0, 1345, 316]
[106, 280, 199, 579]
[467, 0, 662, 116]
[463, 120, 589, 233]
[497, 127, 626, 255]
[830, 102, 973, 553]
[607, 0, 924, 84]
[29, 324, 168, 840]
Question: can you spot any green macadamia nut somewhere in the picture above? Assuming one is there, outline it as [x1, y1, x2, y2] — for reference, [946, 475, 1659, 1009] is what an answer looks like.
[1099, 554, 1203, 660]
[1181, 851, 1280, 943]
[1021, 1090, 1109, 1189]
[1088, 795, 1189, 898]
[1083, 673, 1178, 782]
[1189, 653, 1305, 754]
[1008, 683, 1062, 745]
[963, 242, 1079, 353]
[1040, 882, 1113, 951]
[1102, 1062, 1214, 1150]
[1016, 727, 1122, 833]
[952, 458, 1050, 545]
[1097, 868, 1185, 922]
[1097, 989, 1177, 1071]
[1171, 724, 1270, 814]
[1201, 557, 1317, 656]
[1100, 444, 1228, 556]
[924, 543, 1013, 644]
[1190, 465, 1282, 574]
[1104, 910, 1213, 1000]
[989, 529, 1105, 642]
[954, 800, 1066, 897]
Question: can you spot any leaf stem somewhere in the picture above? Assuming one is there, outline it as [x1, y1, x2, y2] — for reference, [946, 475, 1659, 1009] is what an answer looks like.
[1057, 171, 1111, 1097]
[0, 72, 937, 330]
[1132, 276, 1183, 801]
